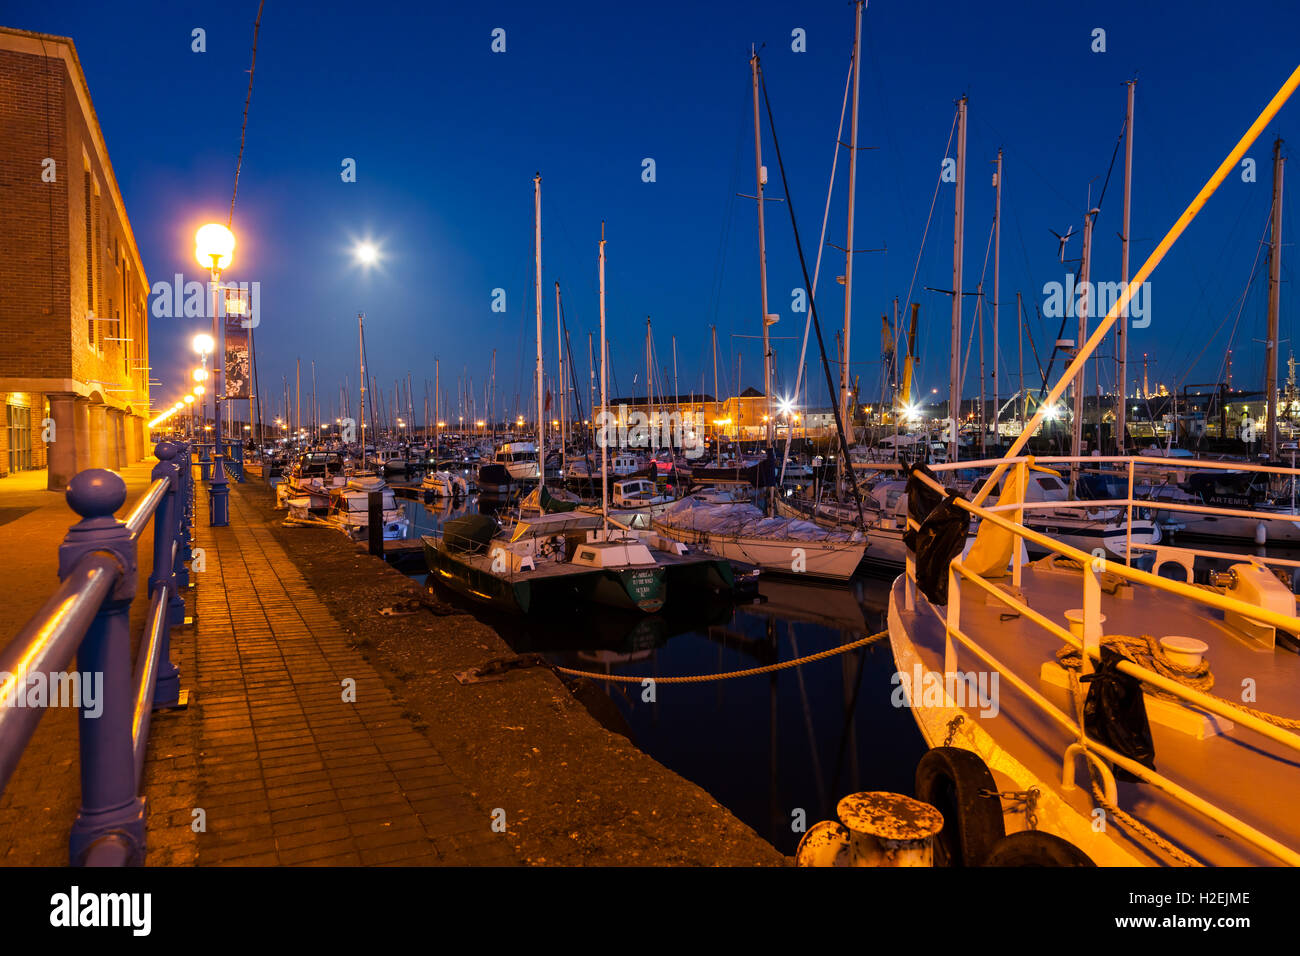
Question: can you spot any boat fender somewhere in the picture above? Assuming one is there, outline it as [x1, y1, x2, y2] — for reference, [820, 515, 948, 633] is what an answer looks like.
[914, 747, 1005, 866]
[981, 830, 1096, 867]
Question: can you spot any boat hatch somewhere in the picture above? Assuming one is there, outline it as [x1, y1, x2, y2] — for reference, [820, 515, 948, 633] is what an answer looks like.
[508, 512, 605, 542]
[570, 540, 655, 568]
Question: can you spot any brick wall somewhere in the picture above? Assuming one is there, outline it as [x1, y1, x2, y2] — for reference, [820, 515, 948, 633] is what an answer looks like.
[0, 47, 71, 380]
[0, 36, 150, 419]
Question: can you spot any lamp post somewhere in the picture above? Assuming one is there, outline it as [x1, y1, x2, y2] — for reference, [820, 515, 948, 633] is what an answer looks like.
[195, 224, 235, 526]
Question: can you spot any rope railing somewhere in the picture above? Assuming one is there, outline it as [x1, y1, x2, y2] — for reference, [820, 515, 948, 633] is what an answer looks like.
[0, 440, 192, 866]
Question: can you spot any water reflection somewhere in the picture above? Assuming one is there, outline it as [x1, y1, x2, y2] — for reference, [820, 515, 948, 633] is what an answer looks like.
[387, 490, 1300, 853]
[406, 502, 926, 854]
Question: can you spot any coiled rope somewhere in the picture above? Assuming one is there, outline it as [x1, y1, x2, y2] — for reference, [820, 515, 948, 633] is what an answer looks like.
[1057, 634, 1300, 729]
[553, 629, 889, 684]
[1056, 634, 1214, 698]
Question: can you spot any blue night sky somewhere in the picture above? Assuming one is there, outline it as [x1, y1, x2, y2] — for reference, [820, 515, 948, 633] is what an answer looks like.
[8, 0, 1300, 422]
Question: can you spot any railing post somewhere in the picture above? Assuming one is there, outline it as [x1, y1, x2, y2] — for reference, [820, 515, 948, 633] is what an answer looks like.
[945, 565, 960, 678]
[59, 469, 146, 866]
[232, 439, 246, 483]
[176, 441, 192, 586]
[198, 441, 211, 482]
[1012, 458, 1026, 588]
[148, 442, 183, 708]
[1125, 459, 1135, 568]
[1082, 563, 1102, 678]
[210, 440, 230, 527]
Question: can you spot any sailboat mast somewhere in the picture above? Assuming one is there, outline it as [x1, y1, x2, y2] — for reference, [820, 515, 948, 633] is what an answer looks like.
[1117, 79, 1136, 453]
[1267, 137, 1285, 458]
[1074, 206, 1097, 465]
[357, 314, 366, 459]
[555, 281, 565, 468]
[950, 96, 967, 463]
[672, 335, 679, 445]
[750, 49, 774, 447]
[992, 148, 1002, 449]
[1017, 292, 1025, 432]
[842, 0, 863, 465]
[599, 222, 609, 527]
[533, 173, 545, 480]
[646, 317, 653, 449]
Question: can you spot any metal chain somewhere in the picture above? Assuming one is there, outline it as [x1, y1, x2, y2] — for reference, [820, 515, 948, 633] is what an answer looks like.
[981, 786, 1040, 830]
[943, 714, 965, 747]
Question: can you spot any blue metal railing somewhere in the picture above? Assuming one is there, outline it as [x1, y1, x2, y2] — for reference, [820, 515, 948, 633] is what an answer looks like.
[193, 439, 244, 483]
[0, 440, 192, 866]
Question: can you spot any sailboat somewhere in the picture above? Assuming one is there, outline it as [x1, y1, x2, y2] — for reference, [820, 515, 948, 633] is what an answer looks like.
[883, 73, 1300, 867]
[423, 192, 737, 614]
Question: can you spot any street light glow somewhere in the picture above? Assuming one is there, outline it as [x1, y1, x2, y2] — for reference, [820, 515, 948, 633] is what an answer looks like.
[192, 333, 214, 355]
[195, 223, 235, 271]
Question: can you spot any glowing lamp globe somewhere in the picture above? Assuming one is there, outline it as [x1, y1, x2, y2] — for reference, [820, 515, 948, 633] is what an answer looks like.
[193, 368, 208, 382]
[195, 223, 235, 271]
[192, 333, 215, 355]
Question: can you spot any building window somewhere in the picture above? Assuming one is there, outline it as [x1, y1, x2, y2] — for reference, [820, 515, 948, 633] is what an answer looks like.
[7, 403, 33, 473]
[95, 196, 103, 348]
[83, 169, 93, 344]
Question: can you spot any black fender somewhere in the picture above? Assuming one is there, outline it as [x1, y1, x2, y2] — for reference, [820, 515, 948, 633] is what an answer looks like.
[982, 830, 1097, 867]
[914, 747, 1006, 866]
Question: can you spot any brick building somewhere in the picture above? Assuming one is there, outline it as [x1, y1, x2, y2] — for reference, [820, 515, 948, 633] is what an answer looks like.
[0, 26, 151, 488]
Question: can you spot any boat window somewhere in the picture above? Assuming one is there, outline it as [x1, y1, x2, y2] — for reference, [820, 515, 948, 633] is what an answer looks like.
[1036, 476, 1064, 491]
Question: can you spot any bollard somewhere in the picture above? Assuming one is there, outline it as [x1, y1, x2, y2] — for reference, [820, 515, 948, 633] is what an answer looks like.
[148, 443, 183, 707]
[209, 450, 229, 527]
[368, 491, 383, 557]
[795, 792, 944, 867]
[60, 469, 147, 866]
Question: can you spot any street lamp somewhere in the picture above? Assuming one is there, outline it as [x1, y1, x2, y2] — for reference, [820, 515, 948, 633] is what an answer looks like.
[195, 222, 235, 526]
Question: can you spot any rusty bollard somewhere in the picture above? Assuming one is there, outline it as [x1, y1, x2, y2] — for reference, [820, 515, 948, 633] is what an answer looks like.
[796, 792, 945, 867]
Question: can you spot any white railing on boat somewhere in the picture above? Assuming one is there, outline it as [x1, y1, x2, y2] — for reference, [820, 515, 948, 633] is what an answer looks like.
[905, 453, 1300, 866]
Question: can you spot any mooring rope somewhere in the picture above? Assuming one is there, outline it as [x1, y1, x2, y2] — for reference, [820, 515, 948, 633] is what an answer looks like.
[553, 629, 889, 684]
[1056, 634, 1214, 697]
[1057, 634, 1300, 729]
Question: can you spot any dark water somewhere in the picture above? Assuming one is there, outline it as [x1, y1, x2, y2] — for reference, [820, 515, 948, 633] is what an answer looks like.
[400, 494, 928, 855]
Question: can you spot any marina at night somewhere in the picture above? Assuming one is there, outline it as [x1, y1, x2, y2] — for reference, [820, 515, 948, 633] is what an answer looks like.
[0, 0, 1298, 937]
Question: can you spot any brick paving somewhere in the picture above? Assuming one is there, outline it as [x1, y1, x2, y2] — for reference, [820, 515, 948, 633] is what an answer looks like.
[0, 465, 515, 866]
[181, 482, 515, 865]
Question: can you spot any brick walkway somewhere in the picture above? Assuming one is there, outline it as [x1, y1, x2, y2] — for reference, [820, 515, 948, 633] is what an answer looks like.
[181, 483, 514, 865]
[1, 467, 515, 866]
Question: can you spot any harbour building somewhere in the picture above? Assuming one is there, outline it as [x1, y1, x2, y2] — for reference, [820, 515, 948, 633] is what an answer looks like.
[0, 26, 151, 488]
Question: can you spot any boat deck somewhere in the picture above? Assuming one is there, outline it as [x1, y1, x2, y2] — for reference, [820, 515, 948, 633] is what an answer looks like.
[424, 535, 720, 581]
[889, 559, 1300, 866]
